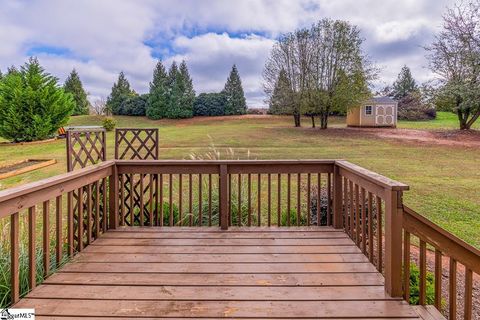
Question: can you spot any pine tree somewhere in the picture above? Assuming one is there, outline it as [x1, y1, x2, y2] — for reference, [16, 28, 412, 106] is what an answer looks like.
[391, 65, 417, 99]
[146, 60, 169, 120]
[269, 69, 294, 115]
[64, 69, 89, 115]
[176, 60, 195, 118]
[106, 71, 134, 115]
[223, 64, 247, 115]
[0, 69, 3, 81]
[0, 57, 74, 142]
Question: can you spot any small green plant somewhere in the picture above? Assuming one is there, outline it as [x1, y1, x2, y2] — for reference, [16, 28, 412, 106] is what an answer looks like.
[102, 117, 116, 131]
[408, 262, 436, 305]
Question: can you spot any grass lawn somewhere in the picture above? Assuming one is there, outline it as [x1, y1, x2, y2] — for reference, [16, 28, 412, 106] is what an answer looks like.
[0, 112, 479, 248]
[398, 111, 480, 130]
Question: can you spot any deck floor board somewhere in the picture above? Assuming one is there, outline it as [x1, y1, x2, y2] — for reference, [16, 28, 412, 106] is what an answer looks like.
[15, 227, 419, 319]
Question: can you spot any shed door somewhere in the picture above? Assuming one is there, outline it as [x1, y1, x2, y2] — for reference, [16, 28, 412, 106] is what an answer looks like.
[375, 106, 394, 126]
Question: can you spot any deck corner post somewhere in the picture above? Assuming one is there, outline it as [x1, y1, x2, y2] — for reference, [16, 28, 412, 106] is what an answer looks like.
[219, 164, 228, 230]
[332, 164, 343, 229]
[384, 189, 404, 297]
[108, 164, 119, 229]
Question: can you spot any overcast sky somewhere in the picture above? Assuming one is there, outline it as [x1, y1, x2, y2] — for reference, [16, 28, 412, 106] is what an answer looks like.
[0, 0, 454, 107]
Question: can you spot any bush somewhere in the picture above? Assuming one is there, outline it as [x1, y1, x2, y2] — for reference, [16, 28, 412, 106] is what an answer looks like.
[119, 94, 148, 116]
[193, 92, 226, 116]
[398, 93, 436, 121]
[0, 58, 74, 142]
[247, 108, 267, 115]
[102, 117, 116, 131]
[408, 262, 436, 305]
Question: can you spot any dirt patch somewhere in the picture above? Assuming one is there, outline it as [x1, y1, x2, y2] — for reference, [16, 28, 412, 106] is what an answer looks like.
[303, 127, 480, 148]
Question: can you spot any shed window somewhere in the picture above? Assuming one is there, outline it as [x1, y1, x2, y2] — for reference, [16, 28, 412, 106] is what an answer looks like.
[365, 106, 373, 115]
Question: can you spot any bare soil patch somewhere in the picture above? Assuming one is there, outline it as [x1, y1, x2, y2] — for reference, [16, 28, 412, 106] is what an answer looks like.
[304, 127, 480, 148]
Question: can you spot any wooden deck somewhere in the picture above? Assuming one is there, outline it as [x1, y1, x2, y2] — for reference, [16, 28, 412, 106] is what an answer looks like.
[15, 227, 419, 319]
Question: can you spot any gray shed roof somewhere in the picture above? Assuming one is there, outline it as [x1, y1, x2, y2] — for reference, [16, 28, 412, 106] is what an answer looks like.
[365, 96, 397, 105]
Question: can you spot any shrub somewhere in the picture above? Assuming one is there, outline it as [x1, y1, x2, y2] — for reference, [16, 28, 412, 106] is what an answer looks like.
[102, 117, 116, 131]
[0, 58, 74, 142]
[193, 92, 226, 116]
[398, 93, 436, 121]
[119, 94, 148, 116]
[408, 262, 436, 305]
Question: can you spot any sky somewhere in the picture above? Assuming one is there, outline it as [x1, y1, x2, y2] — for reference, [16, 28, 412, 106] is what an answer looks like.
[0, 0, 454, 107]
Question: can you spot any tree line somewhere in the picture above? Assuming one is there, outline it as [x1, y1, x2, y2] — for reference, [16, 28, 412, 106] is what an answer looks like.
[0, 58, 247, 142]
[106, 61, 247, 119]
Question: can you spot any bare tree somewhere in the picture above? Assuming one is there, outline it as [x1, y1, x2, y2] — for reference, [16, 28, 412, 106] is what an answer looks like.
[91, 98, 107, 115]
[426, 1, 480, 130]
[263, 19, 376, 129]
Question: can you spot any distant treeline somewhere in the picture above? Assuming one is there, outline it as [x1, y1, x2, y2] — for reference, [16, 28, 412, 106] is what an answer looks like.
[106, 62, 247, 119]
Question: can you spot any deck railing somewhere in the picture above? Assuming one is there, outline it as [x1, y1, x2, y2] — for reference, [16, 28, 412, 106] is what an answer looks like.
[0, 159, 478, 319]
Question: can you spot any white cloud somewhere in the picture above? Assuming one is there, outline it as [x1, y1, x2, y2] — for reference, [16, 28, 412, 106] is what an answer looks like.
[0, 0, 456, 107]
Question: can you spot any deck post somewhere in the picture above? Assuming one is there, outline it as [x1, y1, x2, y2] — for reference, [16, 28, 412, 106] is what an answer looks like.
[219, 164, 229, 230]
[384, 189, 404, 297]
[332, 165, 343, 229]
[108, 164, 119, 229]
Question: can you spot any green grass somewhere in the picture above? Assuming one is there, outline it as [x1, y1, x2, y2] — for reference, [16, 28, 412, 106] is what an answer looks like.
[0, 113, 479, 248]
[398, 111, 480, 130]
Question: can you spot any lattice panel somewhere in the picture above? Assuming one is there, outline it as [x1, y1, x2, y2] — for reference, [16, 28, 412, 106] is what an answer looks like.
[66, 129, 106, 172]
[115, 128, 159, 160]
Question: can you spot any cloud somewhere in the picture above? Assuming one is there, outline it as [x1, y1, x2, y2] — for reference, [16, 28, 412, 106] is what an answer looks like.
[0, 0, 456, 107]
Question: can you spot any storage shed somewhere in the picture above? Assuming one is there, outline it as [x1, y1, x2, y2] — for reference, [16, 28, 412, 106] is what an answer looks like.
[347, 97, 398, 127]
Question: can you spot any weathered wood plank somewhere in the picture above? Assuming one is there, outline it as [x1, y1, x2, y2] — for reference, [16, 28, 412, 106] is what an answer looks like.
[83, 244, 362, 254]
[44, 272, 385, 286]
[74, 252, 370, 263]
[15, 299, 417, 318]
[100, 231, 349, 239]
[92, 238, 355, 246]
[28, 284, 398, 301]
[59, 262, 378, 273]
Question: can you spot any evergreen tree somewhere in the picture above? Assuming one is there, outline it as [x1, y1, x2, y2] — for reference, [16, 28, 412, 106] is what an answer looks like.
[176, 60, 195, 118]
[391, 65, 418, 99]
[165, 62, 181, 118]
[0, 57, 74, 142]
[223, 65, 247, 115]
[106, 71, 134, 115]
[0, 69, 3, 81]
[269, 69, 294, 115]
[146, 60, 169, 119]
[64, 69, 89, 115]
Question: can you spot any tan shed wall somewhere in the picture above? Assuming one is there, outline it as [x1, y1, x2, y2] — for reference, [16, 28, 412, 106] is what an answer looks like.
[346, 107, 361, 126]
[347, 103, 397, 127]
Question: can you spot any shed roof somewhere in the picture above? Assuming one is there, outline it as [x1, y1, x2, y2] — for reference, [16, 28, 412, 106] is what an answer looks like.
[366, 96, 397, 105]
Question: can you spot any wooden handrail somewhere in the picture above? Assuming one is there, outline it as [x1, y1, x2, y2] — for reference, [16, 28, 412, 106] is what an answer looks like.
[402, 205, 479, 319]
[335, 160, 409, 191]
[403, 206, 480, 273]
[0, 161, 114, 218]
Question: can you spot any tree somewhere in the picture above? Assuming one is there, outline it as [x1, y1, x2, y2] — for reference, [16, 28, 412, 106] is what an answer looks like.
[390, 66, 418, 99]
[194, 92, 227, 116]
[0, 69, 3, 80]
[425, 1, 480, 130]
[0, 57, 74, 142]
[268, 69, 295, 115]
[264, 19, 375, 128]
[64, 69, 89, 115]
[120, 94, 149, 116]
[176, 60, 195, 118]
[223, 65, 247, 115]
[146, 60, 169, 120]
[106, 71, 135, 115]
[91, 98, 107, 115]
